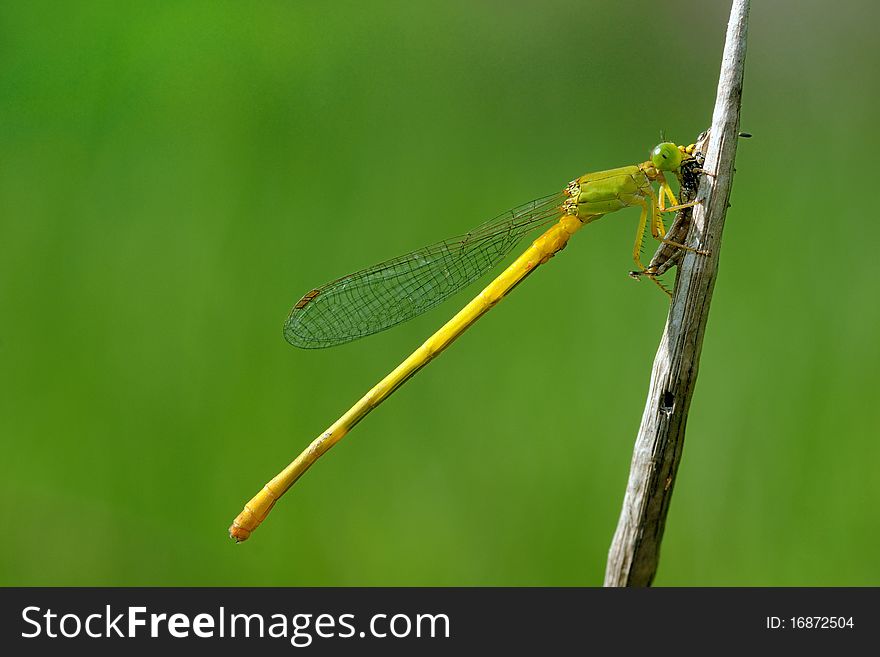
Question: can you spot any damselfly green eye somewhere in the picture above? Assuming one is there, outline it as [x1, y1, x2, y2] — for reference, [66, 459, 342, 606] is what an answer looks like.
[650, 142, 682, 171]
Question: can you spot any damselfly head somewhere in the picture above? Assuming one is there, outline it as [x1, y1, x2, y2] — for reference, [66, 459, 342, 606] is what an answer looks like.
[650, 142, 683, 172]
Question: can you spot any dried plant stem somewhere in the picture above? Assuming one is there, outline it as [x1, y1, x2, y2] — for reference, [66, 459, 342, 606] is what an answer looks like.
[604, 0, 750, 587]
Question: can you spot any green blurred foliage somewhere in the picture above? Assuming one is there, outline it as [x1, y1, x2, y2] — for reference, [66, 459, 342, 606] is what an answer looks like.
[1, 0, 878, 585]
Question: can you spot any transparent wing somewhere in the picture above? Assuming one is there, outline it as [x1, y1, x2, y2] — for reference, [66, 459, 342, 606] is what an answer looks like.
[284, 192, 566, 348]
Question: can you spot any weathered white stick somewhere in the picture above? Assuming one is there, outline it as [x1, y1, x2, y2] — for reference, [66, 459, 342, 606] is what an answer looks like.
[604, 0, 750, 587]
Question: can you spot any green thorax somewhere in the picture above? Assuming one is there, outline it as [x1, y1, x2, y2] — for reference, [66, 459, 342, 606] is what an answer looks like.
[564, 161, 661, 223]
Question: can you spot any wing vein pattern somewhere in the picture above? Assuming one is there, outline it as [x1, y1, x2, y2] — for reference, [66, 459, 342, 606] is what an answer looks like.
[284, 192, 565, 348]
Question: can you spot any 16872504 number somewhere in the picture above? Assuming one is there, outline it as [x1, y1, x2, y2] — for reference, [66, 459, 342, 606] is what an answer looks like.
[766, 617, 854, 630]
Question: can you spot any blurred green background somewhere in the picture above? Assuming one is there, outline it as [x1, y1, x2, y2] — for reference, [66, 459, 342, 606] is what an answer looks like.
[2, 0, 878, 586]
